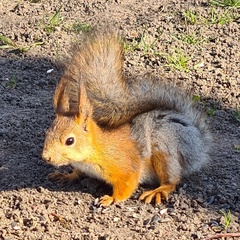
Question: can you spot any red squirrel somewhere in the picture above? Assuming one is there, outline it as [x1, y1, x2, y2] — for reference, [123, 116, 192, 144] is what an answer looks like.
[42, 32, 212, 206]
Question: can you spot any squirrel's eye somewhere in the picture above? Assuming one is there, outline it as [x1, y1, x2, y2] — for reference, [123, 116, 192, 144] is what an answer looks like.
[65, 137, 75, 146]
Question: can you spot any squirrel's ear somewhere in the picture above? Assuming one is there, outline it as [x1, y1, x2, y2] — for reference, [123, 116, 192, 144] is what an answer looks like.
[54, 75, 79, 114]
[54, 81, 70, 114]
[75, 80, 93, 126]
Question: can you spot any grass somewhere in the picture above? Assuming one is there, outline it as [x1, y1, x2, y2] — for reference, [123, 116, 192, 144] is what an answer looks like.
[125, 34, 192, 73]
[208, 7, 236, 24]
[0, 35, 17, 49]
[207, 106, 217, 117]
[172, 32, 205, 45]
[42, 7, 92, 34]
[124, 33, 190, 72]
[164, 49, 190, 72]
[140, 35, 159, 53]
[44, 6, 62, 33]
[207, 101, 222, 117]
[181, 6, 239, 25]
[124, 37, 141, 52]
[192, 95, 201, 102]
[233, 108, 240, 122]
[124, 33, 160, 54]
[210, 0, 240, 8]
[234, 144, 240, 151]
[71, 21, 91, 33]
[181, 33, 203, 45]
[9, 74, 17, 88]
[220, 210, 231, 229]
[182, 10, 200, 24]
[0, 35, 44, 52]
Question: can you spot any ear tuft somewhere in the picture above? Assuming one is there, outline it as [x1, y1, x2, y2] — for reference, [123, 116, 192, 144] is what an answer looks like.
[78, 80, 93, 118]
[54, 82, 71, 114]
[73, 80, 93, 129]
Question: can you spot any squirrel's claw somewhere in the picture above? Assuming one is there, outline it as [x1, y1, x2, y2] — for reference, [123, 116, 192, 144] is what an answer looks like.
[48, 170, 79, 183]
[139, 184, 176, 205]
[99, 195, 115, 206]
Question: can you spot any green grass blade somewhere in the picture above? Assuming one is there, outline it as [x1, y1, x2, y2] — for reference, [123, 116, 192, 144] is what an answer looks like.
[0, 35, 17, 47]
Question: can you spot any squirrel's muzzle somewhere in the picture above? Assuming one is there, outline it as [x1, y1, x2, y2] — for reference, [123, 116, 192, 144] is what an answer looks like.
[42, 149, 51, 162]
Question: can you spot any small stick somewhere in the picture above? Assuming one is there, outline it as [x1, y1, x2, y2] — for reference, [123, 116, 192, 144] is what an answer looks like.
[204, 232, 240, 240]
[51, 212, 63, 222]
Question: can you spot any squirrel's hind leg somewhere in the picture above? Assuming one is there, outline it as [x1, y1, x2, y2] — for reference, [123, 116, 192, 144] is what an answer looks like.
[139, 151, 180, 204]
[48, 168, 82, 183]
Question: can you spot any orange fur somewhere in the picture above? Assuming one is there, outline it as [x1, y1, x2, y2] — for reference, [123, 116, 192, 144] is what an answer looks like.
[83, 120, 141, 205]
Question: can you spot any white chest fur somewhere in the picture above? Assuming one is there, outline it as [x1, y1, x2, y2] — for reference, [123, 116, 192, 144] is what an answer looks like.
[71, 162, 103, 180]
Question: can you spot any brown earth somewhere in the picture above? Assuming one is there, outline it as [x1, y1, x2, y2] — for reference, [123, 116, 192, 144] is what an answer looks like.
[0, 1, 239, 239]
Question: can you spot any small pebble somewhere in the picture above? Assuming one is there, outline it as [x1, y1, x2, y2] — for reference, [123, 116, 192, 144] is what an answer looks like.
[11, 222, 20, 230]
[143, 218, 151, 226]
[125, 206, 137, 212]
[151, 214, 161, 224]
[37, 215, 45, 222]
[113, 217, 120, 222]
[168, 208, 177, 216]
[196, 197, 204, 204]
[211, 225, 223, 233]
[102, 207, 111, 214]
[209, 220, 218, 226]
[92, 206, 101, 213]
[160, 208, 168, 215]
[47, 69, 54, 74]
[196, 231, 202, 238]
[94, 198, 99, 206]
[206, 196, 215, 205]
[132, 213, 139, 218]
[159, 217, 172, 223]
[36, 186, 44, 193]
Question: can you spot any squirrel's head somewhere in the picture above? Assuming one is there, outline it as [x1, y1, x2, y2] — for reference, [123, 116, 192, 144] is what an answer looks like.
[42, 113, 96, 166]
[42, 80, 97, 166]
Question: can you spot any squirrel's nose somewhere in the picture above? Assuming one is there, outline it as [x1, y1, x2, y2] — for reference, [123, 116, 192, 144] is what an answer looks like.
[42, 150, 51, 162]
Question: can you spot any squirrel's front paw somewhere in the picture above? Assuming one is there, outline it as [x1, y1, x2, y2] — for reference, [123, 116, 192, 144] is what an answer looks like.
[48, 170, 79, 183]
[99, 195, 115, 206]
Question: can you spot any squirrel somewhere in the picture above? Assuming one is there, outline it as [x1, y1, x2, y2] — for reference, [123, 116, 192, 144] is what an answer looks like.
[42, 32, 212, 206]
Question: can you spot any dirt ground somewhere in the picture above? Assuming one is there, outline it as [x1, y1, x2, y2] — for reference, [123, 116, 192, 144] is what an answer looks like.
[0, 0, 239, 239]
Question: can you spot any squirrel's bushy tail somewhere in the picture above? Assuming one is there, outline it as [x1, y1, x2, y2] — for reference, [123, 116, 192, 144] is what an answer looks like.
[56, 32, 210, 140]
[54, 31, 130, 117]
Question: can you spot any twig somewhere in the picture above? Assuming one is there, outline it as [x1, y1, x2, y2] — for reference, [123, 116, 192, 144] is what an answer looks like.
[204, 232, 240, 240]
[51, 212, 63, 222]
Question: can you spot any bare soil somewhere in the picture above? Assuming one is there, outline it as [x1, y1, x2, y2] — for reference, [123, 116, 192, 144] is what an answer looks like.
[0, 1, 239, 239]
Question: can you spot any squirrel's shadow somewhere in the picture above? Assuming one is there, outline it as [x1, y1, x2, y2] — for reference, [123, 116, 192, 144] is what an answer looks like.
[0, 55, 112, 199]
[0, 56, 239, 214]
